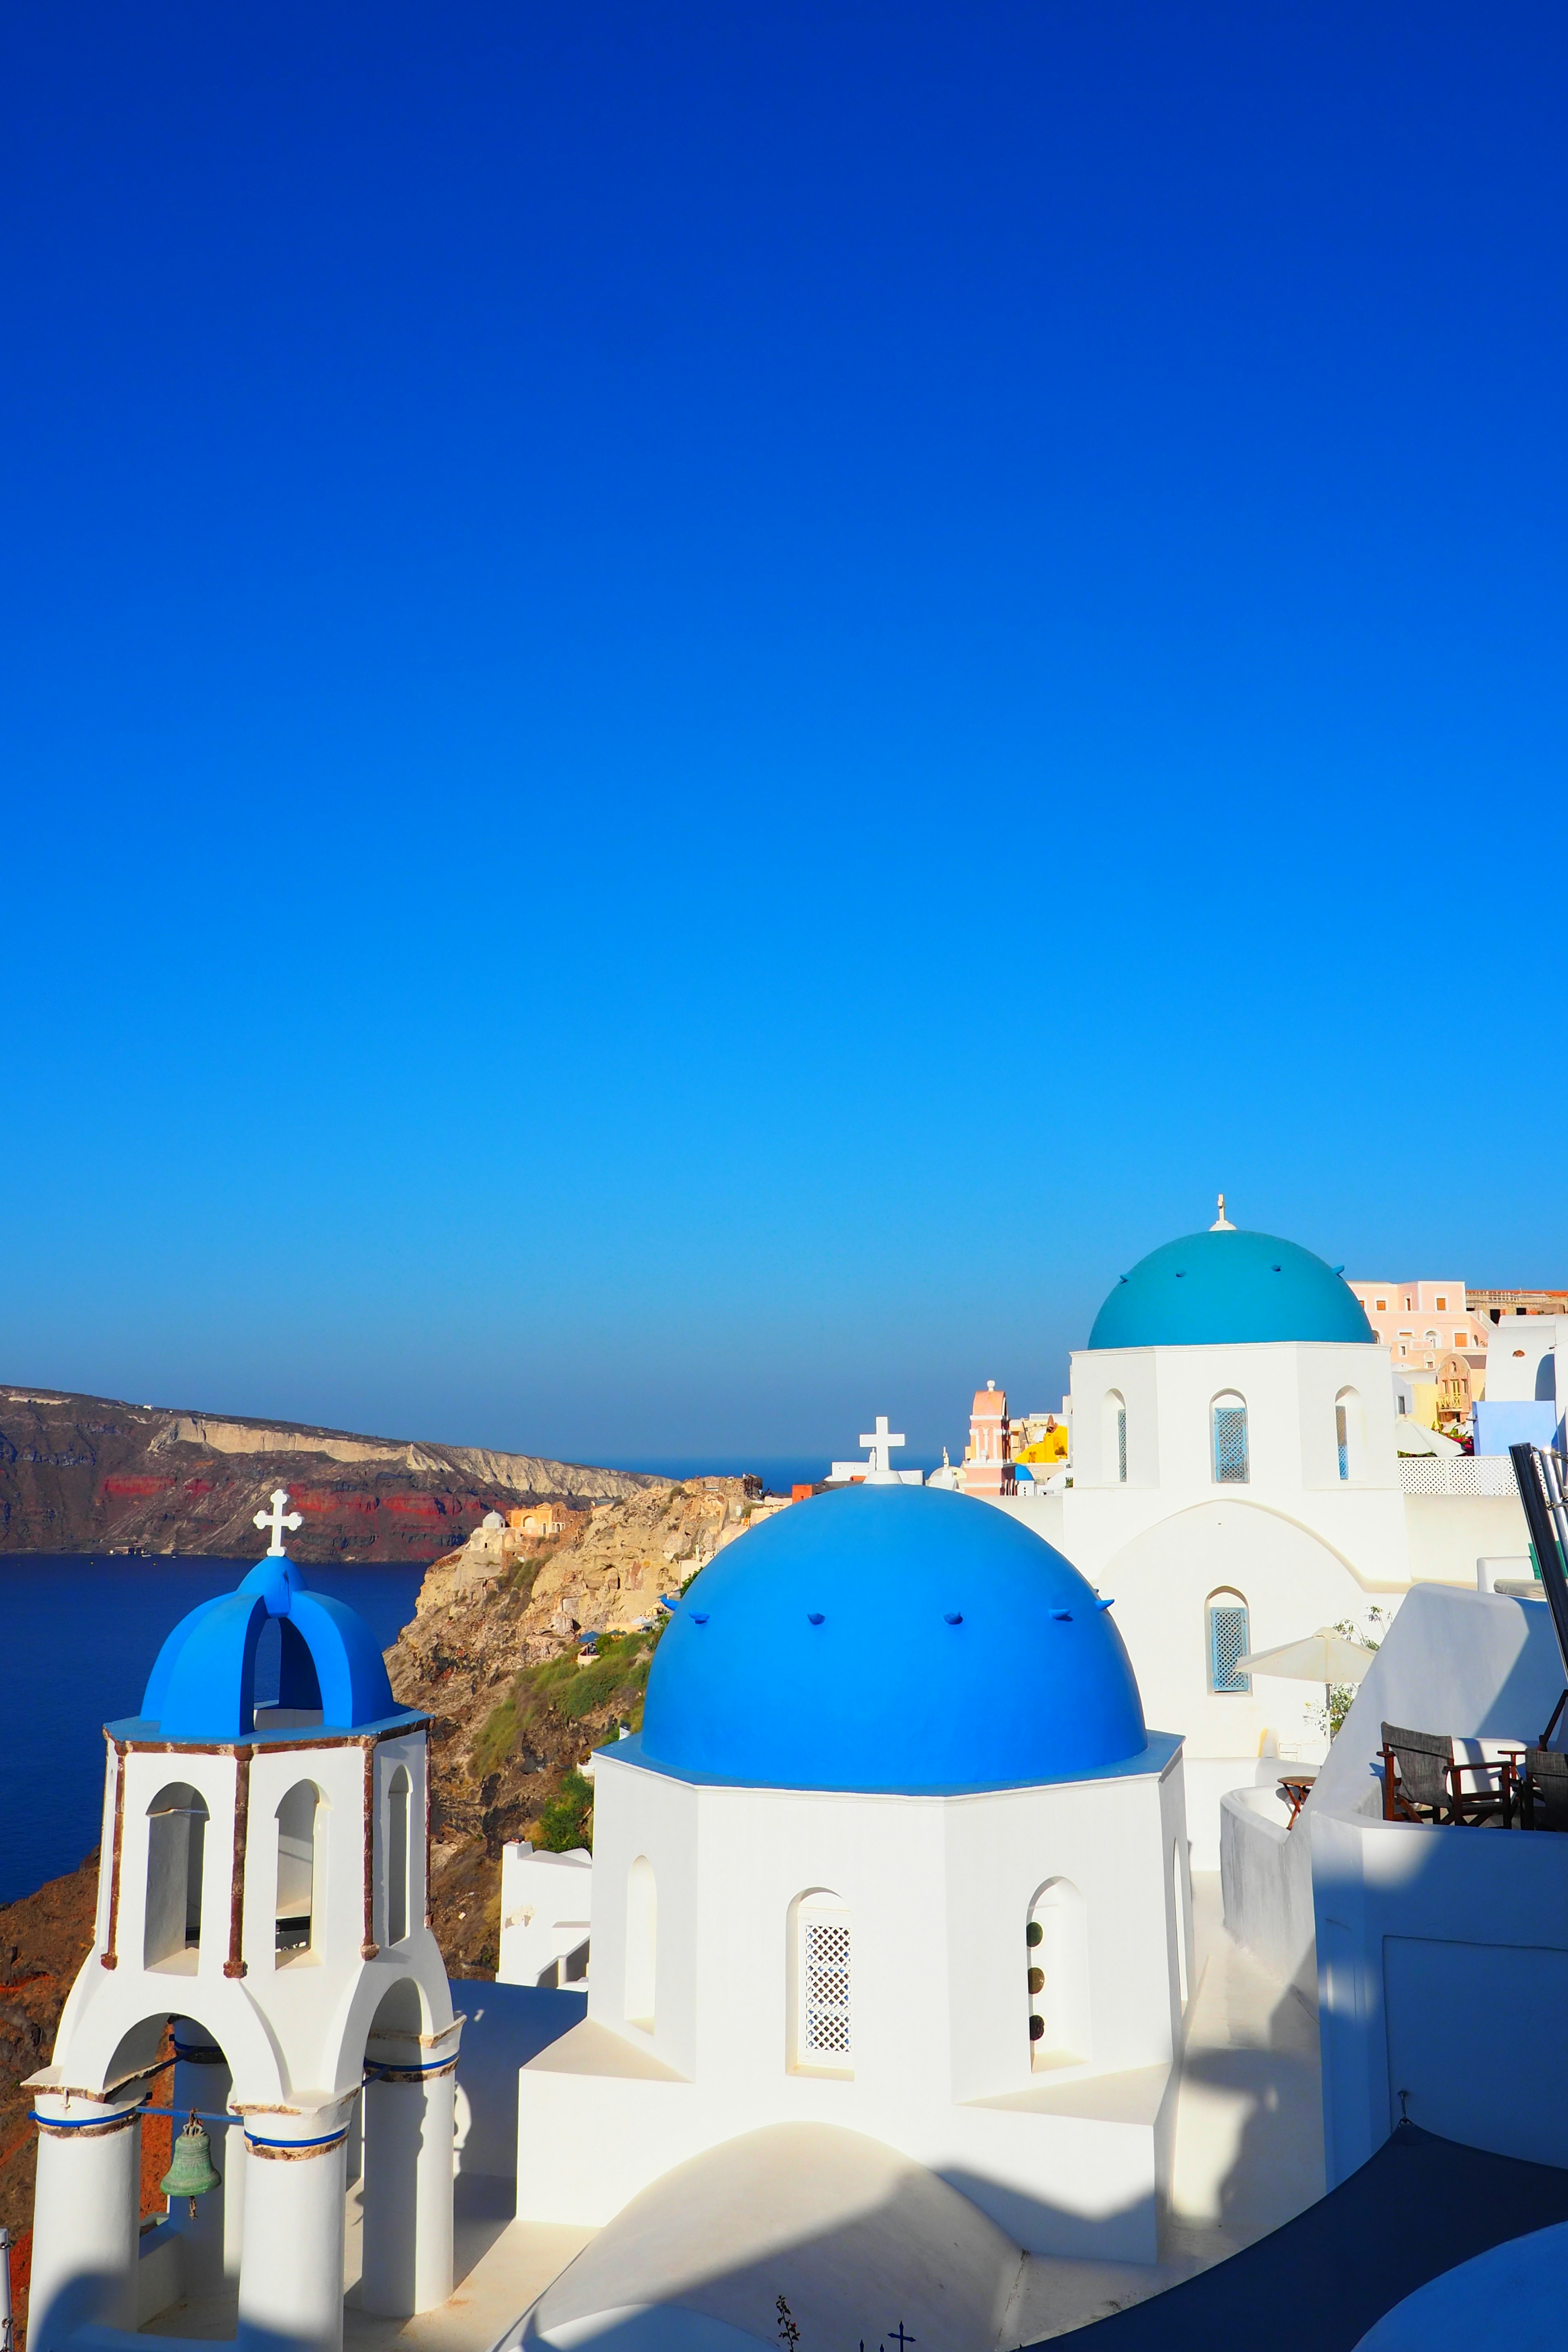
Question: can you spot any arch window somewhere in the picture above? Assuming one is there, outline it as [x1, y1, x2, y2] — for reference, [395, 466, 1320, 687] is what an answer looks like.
[1212, 1393, 1249, 1484]
[1102, 1390, 1127, 1485]
[275, 1781, 321, 1958]
[145, 1783, 208, 1969]
[789, 1891, 852, 2073]
[1027, 1879, 1089, 2069]
[1207, 1591, 1252, 1694]
[386, 1766, 410, 1946]
[625, 1856, 657, 2031]
[1335, 1388, 1362, 1483]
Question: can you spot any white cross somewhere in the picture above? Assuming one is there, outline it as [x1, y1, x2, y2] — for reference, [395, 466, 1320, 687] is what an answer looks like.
[859, 1414, 906, 1482]
[254, 1486, 303, 1556]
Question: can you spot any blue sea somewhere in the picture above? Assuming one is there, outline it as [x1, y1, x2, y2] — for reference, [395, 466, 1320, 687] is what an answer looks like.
[0, 1556, 427, 1907]
[602, 1455, 943, 1493]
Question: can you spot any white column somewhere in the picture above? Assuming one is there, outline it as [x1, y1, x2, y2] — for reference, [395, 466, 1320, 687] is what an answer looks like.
[28, 2089, 143, 2352]
[170, 2031, 234, 2288]
[358, 2059, 456, 2317]
[235, 2109, 351, 2352]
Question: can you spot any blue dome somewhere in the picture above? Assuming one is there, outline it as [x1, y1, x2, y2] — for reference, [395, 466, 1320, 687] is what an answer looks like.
[136, 1554, 403, 1741]
[1088, 1227, 1375, 1350]
[637, 1483, 1147, 1793]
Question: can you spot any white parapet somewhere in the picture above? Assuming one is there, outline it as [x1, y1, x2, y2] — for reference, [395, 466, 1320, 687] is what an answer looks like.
[499, 1843, 593, 1988]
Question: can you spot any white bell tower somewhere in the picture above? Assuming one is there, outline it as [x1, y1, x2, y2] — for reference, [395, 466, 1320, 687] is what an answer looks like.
[27, 1497, 458, 2352]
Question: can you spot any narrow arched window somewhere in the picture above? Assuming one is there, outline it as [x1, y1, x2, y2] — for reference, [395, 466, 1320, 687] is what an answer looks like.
[1335, 1388, 1361, 1483]
[386, 1767, 410, 1946]
[145, 1783, 208, 1969]
[1027, 1879, 1089, 2069]
[275, 1782, 320, 1958]
[1102, 1390, 1127, 1484]
[789, 1891, 852, 2074]
[1212, 1392, 1249, 1484]
[625, 1855, 657, 2031]
[1207, 1590, 1251, 1693]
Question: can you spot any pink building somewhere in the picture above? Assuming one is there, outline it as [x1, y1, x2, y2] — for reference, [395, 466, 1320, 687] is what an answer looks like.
[960, 1380, 1014, 1497]
[1345, 1278, 1478, 1372]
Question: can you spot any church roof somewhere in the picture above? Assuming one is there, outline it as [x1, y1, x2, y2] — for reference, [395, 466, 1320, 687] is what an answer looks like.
[131, 1552, 410, 1742]
[1087, 1227, 1375, 1351]
[636, 1482, 1148, 1793]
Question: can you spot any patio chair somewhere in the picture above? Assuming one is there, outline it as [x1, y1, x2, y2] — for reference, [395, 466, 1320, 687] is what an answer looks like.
[1381, 1724, 1450, 1823]
[1380, 1724, 1517, 1826]
[1521, 1747, 1568, 1832]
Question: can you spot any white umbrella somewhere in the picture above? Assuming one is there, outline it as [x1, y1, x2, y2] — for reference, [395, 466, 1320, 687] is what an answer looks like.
[1235, 1627, 1378, 1684]
[1236, 1625, 1378, 1722]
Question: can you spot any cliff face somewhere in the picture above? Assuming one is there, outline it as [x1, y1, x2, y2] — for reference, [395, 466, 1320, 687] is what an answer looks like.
[387, 1478, 766, 1972]
[0, 1386, 663, 1559]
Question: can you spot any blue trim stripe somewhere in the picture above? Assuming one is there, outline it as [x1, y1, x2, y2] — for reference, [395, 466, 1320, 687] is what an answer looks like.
[29, 2107, 138, 2130]
[243, 2124, 348, 2151]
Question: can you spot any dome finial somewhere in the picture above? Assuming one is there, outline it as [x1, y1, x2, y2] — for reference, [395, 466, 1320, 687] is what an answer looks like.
[254, 1485, 303, 1556]
[1210, 1192, 1236, 1232]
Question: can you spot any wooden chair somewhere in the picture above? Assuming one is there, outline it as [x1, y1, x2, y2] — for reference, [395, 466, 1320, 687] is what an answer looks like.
[1380, 1724, 1450, 1823]
[1521, 1747, 1568, 1832]
[1380, 1723, 1517, 1826]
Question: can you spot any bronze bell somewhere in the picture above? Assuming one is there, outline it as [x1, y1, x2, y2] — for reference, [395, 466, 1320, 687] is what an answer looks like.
[160, 2111, 221, 2218]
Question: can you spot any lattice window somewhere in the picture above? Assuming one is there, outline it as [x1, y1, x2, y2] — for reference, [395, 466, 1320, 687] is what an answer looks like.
[803, 1918, 852, 2057]
[1116, 1407, 1127, 1484]
[1209, 1603, 1251, 1695]
[1212, 1403, 1249, 1484]
[1336, 1404, 1350, 1482]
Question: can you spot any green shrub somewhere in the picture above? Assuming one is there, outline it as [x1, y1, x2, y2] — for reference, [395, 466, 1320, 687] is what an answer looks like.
[470, 1699, 519, 1781]
[536, 1770, 593, 1852]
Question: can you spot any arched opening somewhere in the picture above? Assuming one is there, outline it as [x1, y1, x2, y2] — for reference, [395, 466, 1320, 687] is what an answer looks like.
[250, 1616, 324, 1731]
[1102, 1390, 1127, 1484]
[1335, 1387, 1362, 1482]
[1172, 1843, 1189, 2009]
[1212, 1391, 1249, 1484]
[1027, 1879, 1089, 2069]
[386, 1767, 411, 1947]
[624, 1856, 657, 2031]
[788, 1889, 852, 2075]
[145, 1784, 208, 1970]
[275, 1781, 323, 1959]
[1207, 1588, 1252, 1694]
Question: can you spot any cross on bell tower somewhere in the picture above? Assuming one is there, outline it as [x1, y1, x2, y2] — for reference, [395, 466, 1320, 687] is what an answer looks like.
[253, 1487, 303, 1555]
[859, 1414, 906, 1484]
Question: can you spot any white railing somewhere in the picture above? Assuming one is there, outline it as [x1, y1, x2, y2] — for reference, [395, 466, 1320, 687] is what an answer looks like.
[1398, 1455, 1518, 1498]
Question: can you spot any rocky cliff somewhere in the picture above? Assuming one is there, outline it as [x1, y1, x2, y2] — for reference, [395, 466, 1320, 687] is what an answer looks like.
[0, 1386, 663, 1559]
[387, 1477, 773, 1971]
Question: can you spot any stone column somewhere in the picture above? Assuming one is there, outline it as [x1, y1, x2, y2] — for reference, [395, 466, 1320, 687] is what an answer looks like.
[28, 2088, 144, 2352]
[235, 2107, 351, 2352]
[170, 2030, 234, 2288]
[358, 2057, 457, 2317]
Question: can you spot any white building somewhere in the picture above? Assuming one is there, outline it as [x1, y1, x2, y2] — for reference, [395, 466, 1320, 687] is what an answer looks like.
[26, 1494, 457, 2352]
[515, 1480, 1194, 2321]
[997, 1216, 1530, 1866]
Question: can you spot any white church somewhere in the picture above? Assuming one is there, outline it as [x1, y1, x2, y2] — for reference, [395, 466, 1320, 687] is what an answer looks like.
[996, 1209, 1531, 1862]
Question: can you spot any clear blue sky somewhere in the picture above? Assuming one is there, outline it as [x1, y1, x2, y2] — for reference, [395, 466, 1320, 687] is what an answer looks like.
[3, 3, 1564, 1471]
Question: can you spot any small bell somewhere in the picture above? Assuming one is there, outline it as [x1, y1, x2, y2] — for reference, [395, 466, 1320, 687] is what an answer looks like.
[160, 2111, 221, 2218]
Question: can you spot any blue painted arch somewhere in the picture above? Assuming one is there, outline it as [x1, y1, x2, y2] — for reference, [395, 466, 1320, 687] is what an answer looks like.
[138, 1553, 402, 1741]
